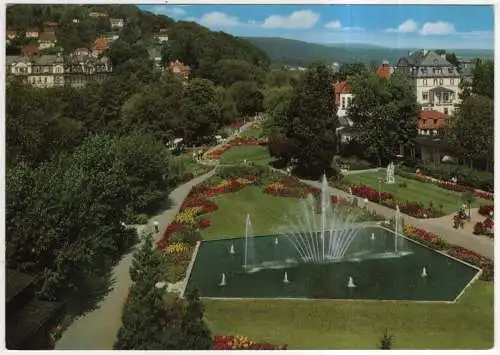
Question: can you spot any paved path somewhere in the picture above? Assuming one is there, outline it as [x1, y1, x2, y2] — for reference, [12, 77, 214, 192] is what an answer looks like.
[203, 120, 256, 158]
[300, 178, 494, 259]
[55, 169, 216, 350]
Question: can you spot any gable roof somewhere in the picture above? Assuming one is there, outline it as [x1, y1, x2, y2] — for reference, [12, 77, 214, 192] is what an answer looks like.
[22, 45, 40, 55]
[93, 38, 109, 51]
[419, 110, 446, 130]
[376, 63, 392, 79]
[419, 51, 453, 67]
[334, 81, 352, 94]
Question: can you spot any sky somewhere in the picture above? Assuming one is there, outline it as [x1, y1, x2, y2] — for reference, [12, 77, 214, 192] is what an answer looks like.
[139, 4, 494, 50]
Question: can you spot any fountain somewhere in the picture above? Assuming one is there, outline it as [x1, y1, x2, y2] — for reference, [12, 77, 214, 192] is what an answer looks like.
[283, 272, 290, 283]
[421, 267, 428, 278]
[279, 174, 363, 264]
[386, 162, 395, 184]
[229, 244, 235, 254]
[219, 273, 227, 286]
[371, 232, 375, 240]
[243, 214, 256, 270]
[347, 276, 356, 288]
[275, 237, 279, 245]
[394, 205, 401, 254]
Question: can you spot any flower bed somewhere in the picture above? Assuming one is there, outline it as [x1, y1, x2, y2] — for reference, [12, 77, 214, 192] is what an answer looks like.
[411, 173, 493, 201]
[264, 176, 318, 198]
[213, 335, 287, 350]
[350, 184, 394, 202]
[349, 183, 442, 218]
[207, 136, 267, 159]
[403, 225, 493, 281]
[403, 225, 451, 251]
[199, 218, 211, 229]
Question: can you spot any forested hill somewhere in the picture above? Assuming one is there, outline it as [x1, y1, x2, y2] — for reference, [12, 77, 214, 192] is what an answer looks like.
[244, 36, 494, 66]
[6, 4, 270, 74]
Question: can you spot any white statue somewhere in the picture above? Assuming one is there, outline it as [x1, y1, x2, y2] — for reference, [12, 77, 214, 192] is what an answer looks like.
[386, 162, 395, 184]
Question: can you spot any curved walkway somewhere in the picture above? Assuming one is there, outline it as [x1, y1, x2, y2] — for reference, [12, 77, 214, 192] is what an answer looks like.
[55, 169, 216, 350]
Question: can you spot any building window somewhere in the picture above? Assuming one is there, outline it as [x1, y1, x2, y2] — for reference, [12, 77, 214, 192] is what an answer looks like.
[44, 77, 47, 84]
[444, 108, 448, 115]
[423, 79, 427, 86]
[450, 79, 454, 85]
[433, 119, 438, 125]
[341, 97, 345, 109]
[433, 79, 438, 85]
[347, 97, 352, 107]
[422, 92, 428, 101]
[439, 79, 444, 85]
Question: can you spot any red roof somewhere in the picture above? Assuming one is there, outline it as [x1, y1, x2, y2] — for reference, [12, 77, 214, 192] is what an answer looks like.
[93, 38, 109, 51]
[22, 45, 40, 55]
[333, 81, 352, 105]
[419, 110, 446, 130]
[168, 60, 190, 79]
[376, 63, 392, 79]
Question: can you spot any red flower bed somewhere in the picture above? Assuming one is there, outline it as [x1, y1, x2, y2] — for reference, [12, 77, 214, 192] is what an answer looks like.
[180, 197, 218, 215]
[447, 246, 493, 281]
[231, 120, 241, 127]
[398, 201, 428, 219]
[213, 335, 287, 350]
[484, 217, 494, 229]
[156, 222, 185, 250]
[350, 184, 393, 202]
[479, 204, 494, 217]
[403, 225, 451, 251]
[199, 219, 211, 229]
[474, 190, 494, 200]
[437, 181, 470, 193]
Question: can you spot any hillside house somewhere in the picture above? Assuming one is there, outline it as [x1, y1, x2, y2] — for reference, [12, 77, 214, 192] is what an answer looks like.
[109, 18, 124, 28]
[39, 32, 57, 49]
[92, 38, 109, 56]
[154, 29, 169, 43]
[6, 30, 17, 40]
[168, 60, 190, 80]
[89, 12, 108, 18]
[376, 60, 393, 79]
[25, 29, 39, 38]
[395, 50, 461, 115]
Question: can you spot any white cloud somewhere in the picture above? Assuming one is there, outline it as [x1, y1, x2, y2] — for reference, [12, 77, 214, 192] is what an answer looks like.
[343, 26, 365, 32]
[199, 11, 243, 27]
[419, 21, 455, 35]
[386, 19, 418, 33]
[153, 6, 186, 17]
[325, 19, 342, 29]
[262, 10, 320, 29]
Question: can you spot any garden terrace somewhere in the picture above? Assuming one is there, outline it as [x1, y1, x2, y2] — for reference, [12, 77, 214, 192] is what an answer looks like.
[343, 171, 490, 216]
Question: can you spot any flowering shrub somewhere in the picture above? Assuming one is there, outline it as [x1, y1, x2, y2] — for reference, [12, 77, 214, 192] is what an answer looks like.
[473, 222, 486, 236]
[447, 246, 493, 281]
[478, 204, 494, 217]
[398, 201, 428, 219]
[474, 190, 494, 200]
[199, 219, 211, 229]
[207, 137, 267, 159]
[213, 335, 287, 350]
[403, 225, 450, 251]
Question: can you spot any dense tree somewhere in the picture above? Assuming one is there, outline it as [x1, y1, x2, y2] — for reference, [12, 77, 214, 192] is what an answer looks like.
[446, 95, 493, 170]
[269, 62, 338, 178]
[472, 59, 494, 99]
[212, 59, 265, 87]
[334, 62, 367, 82]
[263, 86, 293, 132]
[180, 78, 223, 144]
[348, 72, 419, 166]
[229, 81, 264, 117]
[180, 288, 212, 350]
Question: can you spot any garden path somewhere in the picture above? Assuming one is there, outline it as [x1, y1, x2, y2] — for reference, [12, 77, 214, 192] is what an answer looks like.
[300, 178, 494, 259]
[55, 169, 216, 350]
[203, 120, 256, 158]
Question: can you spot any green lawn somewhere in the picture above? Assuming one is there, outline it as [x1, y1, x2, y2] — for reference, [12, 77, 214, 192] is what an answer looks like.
[344, 171, 489, 214]
[200, 186, 303, 240]
[241, 126, 263, 138]
[219, 145, 273, 166]
[204, 281, 493, 349]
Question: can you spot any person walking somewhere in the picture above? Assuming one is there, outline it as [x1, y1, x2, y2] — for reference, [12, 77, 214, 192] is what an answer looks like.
[153, 221, 160, 234]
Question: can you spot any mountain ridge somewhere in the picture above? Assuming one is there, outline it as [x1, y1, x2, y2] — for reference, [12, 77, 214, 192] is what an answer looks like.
[243, 36, 494, 66]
